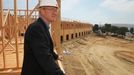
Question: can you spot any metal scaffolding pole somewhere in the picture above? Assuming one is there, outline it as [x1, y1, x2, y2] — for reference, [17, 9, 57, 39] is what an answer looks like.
[14, 0, 19, 68]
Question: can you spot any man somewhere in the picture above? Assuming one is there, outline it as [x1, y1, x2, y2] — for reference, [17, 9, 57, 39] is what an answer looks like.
[21, 0, 65, 75]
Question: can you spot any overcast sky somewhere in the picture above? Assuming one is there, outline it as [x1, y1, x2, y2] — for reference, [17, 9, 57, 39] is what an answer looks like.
[3, 0, 134, 24]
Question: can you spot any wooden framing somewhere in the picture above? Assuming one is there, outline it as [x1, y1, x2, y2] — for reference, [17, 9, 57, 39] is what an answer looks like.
[14, 0, 20, 68]
[52, 0, 62, 54]
[52, 0, 65, 73]
[0, 0, 6, 69]
[0, 0, 65, 72]
[26, 0, 29, 28]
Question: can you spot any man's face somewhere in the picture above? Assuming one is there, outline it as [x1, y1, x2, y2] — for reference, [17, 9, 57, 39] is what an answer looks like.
[39, 6, 59, 22]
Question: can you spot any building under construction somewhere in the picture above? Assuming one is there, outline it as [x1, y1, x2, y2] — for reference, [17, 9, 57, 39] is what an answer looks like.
[0, 0, 92, 75]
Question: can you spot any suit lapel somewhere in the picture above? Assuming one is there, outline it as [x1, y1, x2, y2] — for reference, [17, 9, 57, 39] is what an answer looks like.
[37, 18, 54, 47]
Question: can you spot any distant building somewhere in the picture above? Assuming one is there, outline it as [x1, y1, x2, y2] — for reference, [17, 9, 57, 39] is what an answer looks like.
[61, 20, 93, 42]
[125, 32, 134, 40]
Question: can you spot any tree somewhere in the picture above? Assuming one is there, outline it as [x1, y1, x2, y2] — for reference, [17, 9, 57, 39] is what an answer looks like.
[110, 26, 119, 33]
[93, 24, 99, 32]
[118, 27, 129, 35]
[130, 27, 134, 34]
[100, 26, 106, 33]
[104, 23, 111, 32]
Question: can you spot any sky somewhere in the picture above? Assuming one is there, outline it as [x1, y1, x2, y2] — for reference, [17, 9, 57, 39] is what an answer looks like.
[3, 0, 134, 24]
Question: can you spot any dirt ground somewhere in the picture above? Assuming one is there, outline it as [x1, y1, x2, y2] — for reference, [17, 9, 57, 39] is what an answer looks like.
[62, 34, 134, 75]
[0, 34, 134, 75]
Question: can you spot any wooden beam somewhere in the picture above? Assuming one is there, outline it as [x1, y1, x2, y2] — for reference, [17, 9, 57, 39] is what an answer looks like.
[0, 28, 19, 55]
[26, 0, 29, 27]
[0, 0, 6, 68]
[28, 3, 39, 18]
[3, 9, 10, 26]
[3, 9, 33, 12]
[14, 0, 19, 68]
[52, 0, 62, 54]
[52, 0, 65, 74]
[4, 39, 15, 50]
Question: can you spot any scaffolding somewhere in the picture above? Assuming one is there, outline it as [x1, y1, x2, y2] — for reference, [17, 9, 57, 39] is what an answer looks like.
[0, 0, 64, 73]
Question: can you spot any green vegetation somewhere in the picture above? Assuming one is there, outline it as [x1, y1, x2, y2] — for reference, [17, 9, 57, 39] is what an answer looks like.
[93, 23, 131, 37]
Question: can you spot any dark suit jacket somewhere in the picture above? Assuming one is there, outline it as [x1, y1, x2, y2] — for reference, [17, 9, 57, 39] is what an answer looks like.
[21, 18, 64, 75]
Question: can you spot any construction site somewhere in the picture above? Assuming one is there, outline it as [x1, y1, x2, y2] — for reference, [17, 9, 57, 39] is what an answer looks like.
[0, 0, 134, 75]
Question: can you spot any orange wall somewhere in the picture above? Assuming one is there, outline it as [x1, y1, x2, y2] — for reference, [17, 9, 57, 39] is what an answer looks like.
[61, 21, 93, 42]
